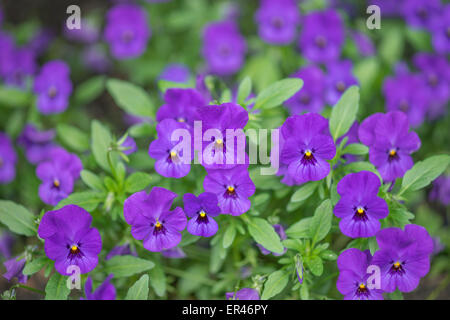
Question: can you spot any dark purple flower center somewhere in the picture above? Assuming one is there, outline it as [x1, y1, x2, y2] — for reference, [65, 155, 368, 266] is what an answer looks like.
[299, 93, 310, 104]
[353, 206, 368, 221]
[195, 210, 209, 224]
[176, 117, 186, 123]
[446, 27, 450, 38]
[335, 81, 346, 93]
[151, 220, 166, 236]
[224, 185, 237, 198]
[0, 157, 3, 167]
[121, 30, 134, 44]
[52, 179, 61, 190]
[219, 45, 231, 57]
[416, 8, 428, 21]
[427, 73, 438, 87]
[315, 35, 327, 49]
[388, 148, 399, 162]
[166, 149, 180, 164]
[300, 149, 317, 166]
[271, 17, 284, 29]
[389, 261, 406, 275]
[398, 100, 409, 112]
[48, 86, 58, 99]
[355, 283, 370, 298]
[67, 244, 84, 260]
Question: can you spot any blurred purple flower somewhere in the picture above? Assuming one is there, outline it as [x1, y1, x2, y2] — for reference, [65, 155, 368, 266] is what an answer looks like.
[82, 45, 111, 73]
[429, 175, 450, 206]
[372, 224, 433, 292]
[34, 60, 73, 114]
[158, 64, 190, 83]
[298, 9, 344, 64]
[184, 192, 220, 237]
[82, 275, 116, 300]
[38, 205, 102, 275]
[284, 65, 325, 114]
[0, 232, 14, 259]
[368, 0, 403, 17]
[17, 124, 56, 164]
[2, 46, 36, 88]
[325, 60, 358, 105]
[352, 31, 375, 57]
[104, 4, 151, 60]
[402, 0, 440, 30]
[429, 4, 450, 54]
[106, 244, 137, 260]
[3, 257, 28, 284]
[337, 248, 384, 300]
[202, 21, 247, 76]
[204, 165, 255, 216]
[226, 288, 260, 300]
[0, 132, 17, 184]
[161, 246, 186, 259]
[124, 187, 187, 252]
[27, 29, 54, 57]
[255, 0, 300, 45]
[64, 19, 99, 44]
[121, 136, 137, 155]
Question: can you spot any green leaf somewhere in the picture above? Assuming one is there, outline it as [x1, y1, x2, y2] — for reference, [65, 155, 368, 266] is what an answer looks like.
[74, 75, 105, 106]
[105, 255, 154, 278]
[91, 120, 114, 172]
[306, 255, 323, 277]
[247, 217, 284, 254]
[0, 200, 36, 236]
[45, 273, 70, 300]
[56, 124, 90, 152]
[0, 85, 32, 108]
[320, 250, 338, 261]
[285, 217, 312, 239]
[309, 199, 333, 246]
[261, 270, 289, 300]
[237, 76, 252, 105]
[342, 143, 369, 155]
[222, 224, 236, 249]
[80, 170, 104, 191]
[125, 274, 149, 300]
[125, 172, 153, 193]
[149, 264, 166, 297]
[399, 155, 450, 196]
[23, 257, 48, 276]
[55, 192, 104, 212]
[106, 78, 154, 118]
[157, 80, 192, 93]
[290, 181, 319, 203]
[128, 122, 155, 138]
[343, 161, 382, 182]
[254, 78, 303, 110]
[329, 86, 360, 141]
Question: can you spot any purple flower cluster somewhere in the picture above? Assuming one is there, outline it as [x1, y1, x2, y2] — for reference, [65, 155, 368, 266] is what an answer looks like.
[104, 4, 151, 60]
[202, 21, 247, 76]
[33, 60, 73, 114]
[0, 132, 17, 184]
[17, 124, 56, 164]
[334, 171, 388, 238]
[38, 205, 102, 275]
[359, 111, 421, 182]
[36, 146, 82, 206]
[184, 192, 220, 237]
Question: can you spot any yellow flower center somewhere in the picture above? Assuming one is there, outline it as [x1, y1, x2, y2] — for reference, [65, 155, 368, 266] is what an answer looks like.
[304, 150, 312, 157]
[71, 245, 78, 252]
[357, 207, 364, 215]
[393, 261, 401, 268]
[215, 139, 223, 146]
[53, 179, 60, 187]
[227, 186, 235, 193]
[155, 221, 162, 228]
[199, 211, 206, 218]
[389, 149, 397, 157]
[359, 283, 366, 290]
[170, 151, 177, 158]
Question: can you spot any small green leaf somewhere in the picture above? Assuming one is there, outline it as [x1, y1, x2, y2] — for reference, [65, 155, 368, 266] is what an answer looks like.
[329, 86, 360, 141]
[285, 217, 312, 239]
[0, 85, 32, 108]
[399, 155, 450, 196]
[105, 255, 154, 278]
[0, 200, 36, 236]
[106, 78, 154, 118]
[222, 224, 236, 249]
[23, 257, 48, 276]
[74, 75, 105, 106]
[55, 192, 104, 212]
[237, 76, 252, 105]
[56, 124, 90, 152]
[254, 78, 303, 110]
[306, 255, 323, 277]
[247, 217, 284, 254]
[91, 120, 115, 172]
[342, 143, 369, 155]
[125, 274, 149, 300]
[80, 170, 104, 191]
[125, 172, 153, 193]
[45, 273, 70, 300]
[309, 199, 333, 246]
[290, 181, 319, 203]
[261, 270, 289, 300]
[343, 161, 382, 182]
[149, 264, 166, 297]
[158, 80, 192, 93]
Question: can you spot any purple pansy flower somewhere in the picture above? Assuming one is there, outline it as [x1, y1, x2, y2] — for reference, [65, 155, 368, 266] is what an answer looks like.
[402, 0, 440, 30]
[429, 4, 450, 54]
[372, 224, 433, 292]
[284, 65, 325, 115]
[254, 0, 300, 45]
[33, 60, 73, 114]
[336, 248, 384, 300]
[183, 192, 221, 237]
[104, 4, 151, 60]
[0, 132, 17, 184]
[359, 111, 421, 182]
[161, 246, 186, 259]
[82, 275, 116, 300]
[256, 224, 287, 256]
[27, 29, 54, 57]
[203, 165, 255, 216]
[82, 45, 111, 73]
[429, 175, 450, 206]
[334, 171, 389, 238]
[382, 71, 429, 127]
[2, 47, 36, 88]
[325, 60, 358, 106]
[226, 288, 260, 300]
[2, 257, 28, 284]
[17, 124, 56, 164]
[124, 187, 187, 252]
[0, 232, 14, 259]
[121, 136, 137, 155]
[156, 88, 207, 127]
[0, 32, 14, 79]
[158, 64, 190, 83]
[106, 244, 137, 260]
[413, 53, 450, 119]
[202, 21, 247, 76]
[38, 205, 102, 275]
[368, 0, 403, 17]
[196, 103, 249, 170]
[298, 9, 344, 64]
[280, 113, 336, 185]
[148, 119, 192, 178]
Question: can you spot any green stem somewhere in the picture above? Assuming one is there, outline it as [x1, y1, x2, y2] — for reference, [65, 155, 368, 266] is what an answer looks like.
[12, 284, 45, 296]
[427, 274, 450, 300]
